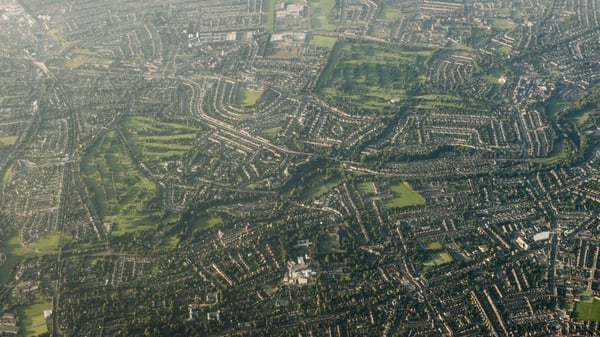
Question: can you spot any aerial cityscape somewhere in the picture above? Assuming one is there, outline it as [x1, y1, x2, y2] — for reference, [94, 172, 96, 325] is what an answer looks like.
[1, 0, 600, 335]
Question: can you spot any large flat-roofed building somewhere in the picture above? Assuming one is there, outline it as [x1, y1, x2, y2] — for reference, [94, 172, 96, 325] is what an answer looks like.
[533, 231, 551, 242]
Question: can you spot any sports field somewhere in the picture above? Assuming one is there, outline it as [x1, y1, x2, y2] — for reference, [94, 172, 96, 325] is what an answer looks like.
[19, 302, 50, 337]
[575, 296, 600, 321]
[384, 182, 425, 208]
[236, 88, 263, 107]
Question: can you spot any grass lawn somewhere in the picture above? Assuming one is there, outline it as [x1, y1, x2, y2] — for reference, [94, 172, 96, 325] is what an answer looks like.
[268, 45, 302, 58]
[81, 130, 159, 236]
[261, 127, 282, 140]
[310, 0, 337, 31]
[300, 173, 342, 199]
[426, 241, 443, 251]
[65, 56, 88, 69]
[19, 302, 50, 337]
[125, 115, 196, 135]
[194, 215, 224, 230]
[416, 94, 460, 101]
[575, 297, 600, 321]
[0, 234, 30, 285]
[65, 49, 111, 69]
[302, 180, 341, 199]
[161, 234, 179, 249]
[264, 0, 276, 32]
[434, 252, 453, 264]
[236, 88, 263, 107]
[83, 256, 100, 267]
[318, 235, 344, 254]
[424, 251, 453, 269]
[0, 136, 17, 146]
[123, 116, 197, 167]
[316, 41, 438, 112]
[1, 162, 13, 185]
[72, 48, 98, 56]
[47, 28, 65, 44]
[497, 45, 512, 55]
[414, 94, 481, 111]
[384, 182, 425, 208]
[483, 75, 500, 84]
[357, 182, 375, 196]
[340, 274, 352, 282]
[5, 234, 28, 257]
[27, 232, 64, 252]
[491, 18, 516, 30]
[308, 35, 337, 48]
[0, 253, 21, 285]
[570, 110, 592, 127]
[378, 4, 402, 20]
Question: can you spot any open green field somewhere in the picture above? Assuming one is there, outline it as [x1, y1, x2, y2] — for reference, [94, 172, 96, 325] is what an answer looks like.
[5, 234, 28, 257]
[81, 130, 159, 236]
[415, 94, 459, 101]
[268, 45, 302, 58]
[1, 162, 13, 185]
[123, 116, 197, 167]
[318, 234, 345, 255]
[424, 251, 453, 269]
[0, 235, 29, 285]
[72, 48, 99, 56]
[261, 127, 282, 140]
[0, 253, 21, 285]
[301, 173, 342, 199]
[497, 45, 512, 55]
[491, 18, 516, 30]
[576, 112, 592, 126]
[384, 182, 425, 208]
[47, 28, 65, 44]
[483, 75, 500, 84]
[19, 302, 49, 337]
[574, 297, 600, 321]
[569, 110, 593, 127]
[194, 215, 224, 230]
[27, 232, 62, 252]
[236, 88, 263, 107]
[310, 0, 337, 31]
[65, 55, 112, 69]
[316, 41, 434, 111]
[415, 95, 483, 111]
[265, 0, 276, 32]
[308, 35, 337, 48]
[83, 256, 100, 268]
[357, 182, 375, 196]
[426, 241, 443, 251]
[0, 136, 17, 146]
[161, 234, 180, 249]
[413, 94, 478, 110]
[378, 4, 402, 20]
[64, 48, 110, 69]
[124, 116, 197, 136]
